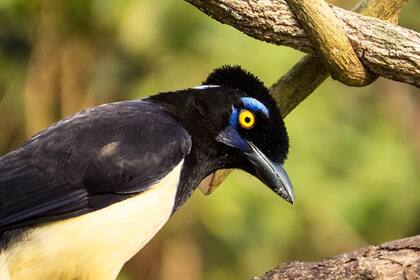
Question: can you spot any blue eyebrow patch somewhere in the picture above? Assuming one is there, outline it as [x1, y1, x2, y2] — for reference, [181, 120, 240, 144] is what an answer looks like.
[240, 97, 269, 117]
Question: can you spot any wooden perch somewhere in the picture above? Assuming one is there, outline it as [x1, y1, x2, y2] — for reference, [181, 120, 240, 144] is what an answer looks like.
[186, 0, 420, 87]
[252, 235, 420, 280]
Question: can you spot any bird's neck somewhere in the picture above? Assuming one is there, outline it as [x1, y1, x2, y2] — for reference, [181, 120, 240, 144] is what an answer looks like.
[147, 90, 232, 211]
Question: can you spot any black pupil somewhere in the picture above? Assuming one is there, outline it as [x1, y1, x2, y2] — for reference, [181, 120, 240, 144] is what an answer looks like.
[244, 116, 251, 123]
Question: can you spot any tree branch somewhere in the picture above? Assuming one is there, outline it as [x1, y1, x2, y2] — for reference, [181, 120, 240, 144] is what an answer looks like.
[271, 0, 407, 117]
[252, 235, 420, 280]
[285, 0, 374, 86]
[186, 0, 420, 87]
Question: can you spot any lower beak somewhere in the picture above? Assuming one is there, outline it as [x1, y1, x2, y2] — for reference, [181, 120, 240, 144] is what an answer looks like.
[244, 141, 295, 204]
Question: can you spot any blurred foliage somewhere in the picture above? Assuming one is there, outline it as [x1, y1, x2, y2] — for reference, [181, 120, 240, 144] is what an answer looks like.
[0, 0, 419, 279]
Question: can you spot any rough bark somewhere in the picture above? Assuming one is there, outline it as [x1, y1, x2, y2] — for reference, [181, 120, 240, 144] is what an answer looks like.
[270, 0, 407, 117]
[285, 0, 374, 86]
[186, 0, 420, 87]
[252, 235, 420, 280]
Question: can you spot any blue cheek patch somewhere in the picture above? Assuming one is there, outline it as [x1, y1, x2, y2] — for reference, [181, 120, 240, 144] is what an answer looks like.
[217, 100, 268, 152]
[216, 125, 249, 151]
[229, 106, 239, 127]
[240, 97, 269, 117]
[215, 106, 249, 151]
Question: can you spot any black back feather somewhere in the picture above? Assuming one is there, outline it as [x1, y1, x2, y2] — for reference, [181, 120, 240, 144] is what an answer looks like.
[0, 100, 191, 239]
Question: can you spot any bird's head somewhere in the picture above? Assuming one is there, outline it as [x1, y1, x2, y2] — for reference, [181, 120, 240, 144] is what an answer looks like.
[200, 66, 293, 204]
[150, 65, 293, 206]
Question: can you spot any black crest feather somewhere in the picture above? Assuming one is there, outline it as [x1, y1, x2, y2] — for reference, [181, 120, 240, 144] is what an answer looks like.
[203, 65, 269, 97]
[203, 65, 281, 120]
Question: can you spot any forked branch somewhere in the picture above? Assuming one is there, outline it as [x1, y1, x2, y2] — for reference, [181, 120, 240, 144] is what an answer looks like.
[186, 0, 420, 87]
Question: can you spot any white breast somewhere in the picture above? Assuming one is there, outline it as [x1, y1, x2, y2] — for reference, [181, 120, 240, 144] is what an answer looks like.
[1, 161, 183, 280]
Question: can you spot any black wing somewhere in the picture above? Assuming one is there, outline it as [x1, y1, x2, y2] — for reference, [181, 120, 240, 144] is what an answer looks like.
[0, 100, 191, 232]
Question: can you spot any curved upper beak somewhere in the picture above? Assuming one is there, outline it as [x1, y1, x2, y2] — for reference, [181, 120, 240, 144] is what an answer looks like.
[244, 141, 294, 204]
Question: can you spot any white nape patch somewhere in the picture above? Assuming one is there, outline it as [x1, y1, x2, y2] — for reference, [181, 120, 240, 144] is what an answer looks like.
[193, 85, 220, 90]
[1, 161, 183, 280]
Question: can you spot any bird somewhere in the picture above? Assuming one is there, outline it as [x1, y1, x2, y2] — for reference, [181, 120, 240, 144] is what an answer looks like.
[0, 65, 294, 280]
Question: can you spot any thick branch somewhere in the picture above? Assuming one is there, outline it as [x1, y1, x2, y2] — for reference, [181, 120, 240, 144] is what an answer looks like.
[286, 0, 374, 86]
[253, 235, 420, 280]
[186, 0, 420, 87]
[271, 0, 406, 117]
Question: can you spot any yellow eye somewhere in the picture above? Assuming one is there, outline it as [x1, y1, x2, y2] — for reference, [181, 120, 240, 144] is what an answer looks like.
[239, 110, 255, 129]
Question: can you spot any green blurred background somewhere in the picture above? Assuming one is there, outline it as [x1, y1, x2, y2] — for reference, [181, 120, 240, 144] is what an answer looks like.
[0, 0, 419, 279]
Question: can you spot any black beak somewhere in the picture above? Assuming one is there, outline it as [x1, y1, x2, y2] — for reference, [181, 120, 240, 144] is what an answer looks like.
[244, 141, 294, 204]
